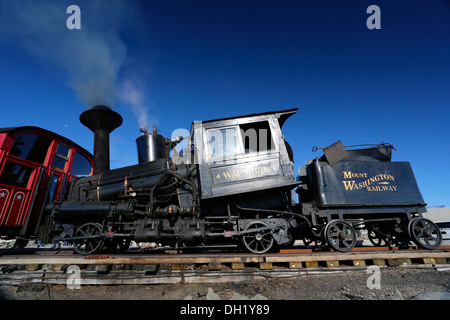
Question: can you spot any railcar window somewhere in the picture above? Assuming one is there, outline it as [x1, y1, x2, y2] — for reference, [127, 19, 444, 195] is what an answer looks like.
[0, 162, 33, 188]
[206, 127, 242, 160]
[71, 151, 92, 177]
[52, 143, 70, 170]
[239, 121, 274, 154]
[10, 133, 52, 164]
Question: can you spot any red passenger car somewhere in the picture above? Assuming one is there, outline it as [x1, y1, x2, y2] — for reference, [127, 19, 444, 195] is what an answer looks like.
[0, 126, 93, 248]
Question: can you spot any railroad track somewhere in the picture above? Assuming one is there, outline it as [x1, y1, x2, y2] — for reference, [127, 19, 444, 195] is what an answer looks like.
[1, 246, 449, 286]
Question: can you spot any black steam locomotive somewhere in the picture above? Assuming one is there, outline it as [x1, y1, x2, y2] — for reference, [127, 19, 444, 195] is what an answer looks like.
[45, 106, 442, 254]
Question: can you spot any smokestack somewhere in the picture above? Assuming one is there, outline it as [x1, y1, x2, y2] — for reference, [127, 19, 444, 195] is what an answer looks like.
[80, 105, 123, 175]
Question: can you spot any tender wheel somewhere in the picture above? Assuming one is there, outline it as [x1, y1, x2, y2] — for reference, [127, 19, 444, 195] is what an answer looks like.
[242, 221, 274, 254]
[408, 217, 442, 250]
[73, 223, 104, 255]
[367, 228, 388, 247]
[325, 220, 357, 252]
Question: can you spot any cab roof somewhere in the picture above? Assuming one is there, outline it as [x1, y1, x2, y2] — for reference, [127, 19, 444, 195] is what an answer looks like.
[197, 108, 298, 128]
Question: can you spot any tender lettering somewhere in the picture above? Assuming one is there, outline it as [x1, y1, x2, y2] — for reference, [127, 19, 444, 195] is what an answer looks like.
[342, 172, 397, 192]
[343, 171, 368, 179]
[367, 185, 397, 192]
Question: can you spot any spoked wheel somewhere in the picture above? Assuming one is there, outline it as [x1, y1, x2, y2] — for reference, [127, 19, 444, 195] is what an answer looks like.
[367, 228, 389, 247]
[241, 221, 274, 254]
[73, 223, 104, 255]
[408, 217, 442, 250]
[325, 220, 357, 252]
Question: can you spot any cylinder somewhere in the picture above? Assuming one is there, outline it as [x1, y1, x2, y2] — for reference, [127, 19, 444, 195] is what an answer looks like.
[136, 133, 165, 164]
[134, 229, 160, 242]
[47, 200, 134, 223]
[179, 229, 205, 244]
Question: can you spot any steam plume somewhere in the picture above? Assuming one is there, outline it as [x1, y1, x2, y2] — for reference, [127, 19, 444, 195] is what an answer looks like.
[119, 80, 151, 130]
[0, 0, 132, 107]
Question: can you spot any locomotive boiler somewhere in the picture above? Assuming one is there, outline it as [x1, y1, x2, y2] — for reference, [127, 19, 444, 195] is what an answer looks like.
[45, 106, 442, 254]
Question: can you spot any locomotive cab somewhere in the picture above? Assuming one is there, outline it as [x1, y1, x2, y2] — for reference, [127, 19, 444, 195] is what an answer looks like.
[191, 108, 300, 215]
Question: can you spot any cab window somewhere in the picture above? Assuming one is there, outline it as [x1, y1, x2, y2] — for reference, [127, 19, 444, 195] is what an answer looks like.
[206, 127, 242, 161]
[240, 121, 274, 154]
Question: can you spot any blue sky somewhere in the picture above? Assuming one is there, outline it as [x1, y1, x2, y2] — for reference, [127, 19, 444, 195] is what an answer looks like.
[0, 0, 449, 206]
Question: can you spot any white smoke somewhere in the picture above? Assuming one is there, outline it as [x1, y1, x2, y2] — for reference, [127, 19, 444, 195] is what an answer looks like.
[119, 80, 151, 130]
[0, 0, 136, 108]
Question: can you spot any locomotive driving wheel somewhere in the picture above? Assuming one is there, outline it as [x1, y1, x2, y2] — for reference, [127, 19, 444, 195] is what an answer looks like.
[241, 221, 274, 254]
[324, 220, 357, 252]
[73, 223, 104, 255]
[408, 217, 442, 250]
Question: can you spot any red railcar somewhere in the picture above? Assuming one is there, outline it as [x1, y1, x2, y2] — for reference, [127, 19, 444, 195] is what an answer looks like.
[0, 126, 93, 248]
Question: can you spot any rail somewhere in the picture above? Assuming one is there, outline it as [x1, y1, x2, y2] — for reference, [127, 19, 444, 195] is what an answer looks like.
[0, 246, 449, 286]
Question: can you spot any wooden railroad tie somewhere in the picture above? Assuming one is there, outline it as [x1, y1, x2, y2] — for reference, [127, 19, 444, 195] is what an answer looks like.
[0, 249, 449, 274]
[231, 263, 245, 270]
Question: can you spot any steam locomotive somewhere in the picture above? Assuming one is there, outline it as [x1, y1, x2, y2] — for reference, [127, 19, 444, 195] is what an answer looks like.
[7, 106, 443, 254]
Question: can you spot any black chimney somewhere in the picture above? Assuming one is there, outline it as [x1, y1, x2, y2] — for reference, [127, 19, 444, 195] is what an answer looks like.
[80, 105, 123, 175]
